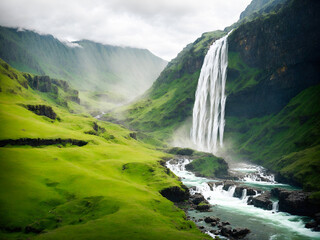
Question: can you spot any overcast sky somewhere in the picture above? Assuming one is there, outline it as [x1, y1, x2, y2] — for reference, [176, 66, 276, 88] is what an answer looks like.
[0, 0, 251, 61]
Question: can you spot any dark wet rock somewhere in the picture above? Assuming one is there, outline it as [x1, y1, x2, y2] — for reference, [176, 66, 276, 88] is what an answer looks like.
[252, 192, 273, 210]
[0, 138, 88, 147]
[26, 105, 57, 119]
[272, 188, 320, 216]
[219, 225, 250, 239]
[191, 193, 206, 205]
[233, 186, 258, 198]
[195, 204, 211, 212]
[232, 228, 251, 238]
[222, 181, 237, 191]
[305, 221, 317, 229]
[211, 222, 217, 227]
[247, 196, 254, 205]
[222, 221, 230, 226]
[207, 181, 223, 191]
[315, 213, 320, 224]
[160, 185, 190, 202]
[220, 226, 233, 236]
[189, 186, 197, 191]
[204, 216, 220, 223]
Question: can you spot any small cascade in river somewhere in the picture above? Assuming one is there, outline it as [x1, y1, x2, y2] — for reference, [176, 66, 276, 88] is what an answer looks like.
[166, 158, 320, 239]
[191, 31, 232, 154]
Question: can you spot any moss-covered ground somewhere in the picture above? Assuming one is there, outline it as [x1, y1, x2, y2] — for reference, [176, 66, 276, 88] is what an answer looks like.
[0, 60, 210, 240]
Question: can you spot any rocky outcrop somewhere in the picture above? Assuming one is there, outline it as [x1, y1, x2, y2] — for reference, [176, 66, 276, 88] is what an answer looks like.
[271, 188, 320, 217]
[191, 193, 206, 205]
[227, 0, 320, 118]
[24, 74, 80, 104]
[160, 185, 190, 202]
[26, 105, 57, 119]
[251, 192, 273, 210]
[222, 181, 237, 191]
[233, 186, 259, 198]
[0, 138, 88, 147]
[129, 132, 137, 140]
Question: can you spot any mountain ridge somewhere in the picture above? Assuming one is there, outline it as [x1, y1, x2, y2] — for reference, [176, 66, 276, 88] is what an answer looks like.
[0, 26, 167, 99]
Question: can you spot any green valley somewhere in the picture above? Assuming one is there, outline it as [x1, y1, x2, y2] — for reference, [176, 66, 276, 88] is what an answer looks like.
[0, 60, 209, 240]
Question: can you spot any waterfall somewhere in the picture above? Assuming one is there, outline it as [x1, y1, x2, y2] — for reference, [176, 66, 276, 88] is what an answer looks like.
[191, 32, 231, 154]
[272, 201, 279, 212]
[241, 189, 247, 201]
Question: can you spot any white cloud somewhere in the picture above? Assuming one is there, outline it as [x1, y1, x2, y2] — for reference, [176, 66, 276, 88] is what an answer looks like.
[0, 0, 251, 60]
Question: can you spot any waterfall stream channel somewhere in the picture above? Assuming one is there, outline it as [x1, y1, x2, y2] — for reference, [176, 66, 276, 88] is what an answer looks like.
[167, 158, 320, 240]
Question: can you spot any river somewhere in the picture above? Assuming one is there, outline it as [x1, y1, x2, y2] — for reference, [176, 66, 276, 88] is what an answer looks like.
[167, 158, 320, 240]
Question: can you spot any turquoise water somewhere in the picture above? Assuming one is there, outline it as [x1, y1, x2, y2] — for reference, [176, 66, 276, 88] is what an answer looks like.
[167, 159, 320, 240]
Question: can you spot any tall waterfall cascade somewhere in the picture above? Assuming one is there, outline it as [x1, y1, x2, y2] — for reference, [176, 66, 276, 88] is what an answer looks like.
[191, 32, 231, 154]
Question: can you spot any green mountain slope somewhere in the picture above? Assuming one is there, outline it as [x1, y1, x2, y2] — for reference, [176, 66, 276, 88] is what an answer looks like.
[0, 59, 208, 240]
[119, 0, 320, 191]
[0, 26, 167, 98]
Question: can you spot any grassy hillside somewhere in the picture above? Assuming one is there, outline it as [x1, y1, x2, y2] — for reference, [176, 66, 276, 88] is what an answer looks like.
[0, 60, 209, 240]
[0, 26, 167, 99]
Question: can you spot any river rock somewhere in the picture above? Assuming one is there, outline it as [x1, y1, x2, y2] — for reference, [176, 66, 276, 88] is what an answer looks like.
[195, 204, 211, 212]
[219, 225, 250, 239]
[191, 193, 206, 205]
[232, 228, 251, 238]
[204, 216, 220, 223]
[220, 226, 233, 237]
[305, 221, 317, 229]
[222, 181, 237, 191]
[251, 192, 273, 210]
[207, 181, 222, 190]
[233, 186, 258, 198]
[272, 188, 320, 216]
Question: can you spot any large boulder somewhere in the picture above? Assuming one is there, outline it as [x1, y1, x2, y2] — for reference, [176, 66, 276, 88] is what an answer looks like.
[251, 192, 273, 210]
[195, 204, 211, 212]
[191, 193, 206, 205]
[271, 188, 320, 217]
[233, 186, 259, 198]
[222, 181, 237, 191]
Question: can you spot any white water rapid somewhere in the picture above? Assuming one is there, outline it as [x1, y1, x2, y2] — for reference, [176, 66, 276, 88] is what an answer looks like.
[167, 158, 320, 240]
[191, 32, 231, 154]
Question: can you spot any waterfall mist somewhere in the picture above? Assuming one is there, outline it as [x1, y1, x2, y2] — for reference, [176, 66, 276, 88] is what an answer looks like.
[191, 32, 231, 154]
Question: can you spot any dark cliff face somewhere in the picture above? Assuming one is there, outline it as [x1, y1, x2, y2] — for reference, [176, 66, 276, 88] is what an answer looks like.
[226, 0, 320, 118]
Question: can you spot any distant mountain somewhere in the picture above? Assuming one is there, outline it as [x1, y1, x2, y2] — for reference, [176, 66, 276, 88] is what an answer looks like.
[0, 26, 167, 99]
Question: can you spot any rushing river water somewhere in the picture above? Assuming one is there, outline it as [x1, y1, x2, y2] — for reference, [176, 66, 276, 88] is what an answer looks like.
[167, 158, 320, 240]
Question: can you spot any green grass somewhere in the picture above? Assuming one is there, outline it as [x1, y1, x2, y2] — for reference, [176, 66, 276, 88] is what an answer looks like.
[186, 155, 228, 178]
[0, 60, 210, 240]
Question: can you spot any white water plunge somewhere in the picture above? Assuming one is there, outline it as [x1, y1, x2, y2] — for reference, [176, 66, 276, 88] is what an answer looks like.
[191, 32, 232, 154]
